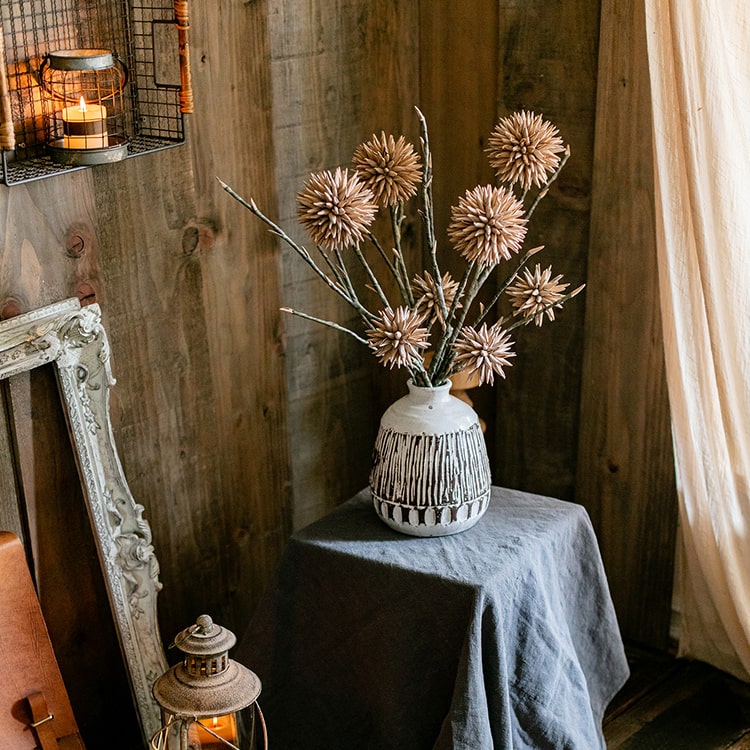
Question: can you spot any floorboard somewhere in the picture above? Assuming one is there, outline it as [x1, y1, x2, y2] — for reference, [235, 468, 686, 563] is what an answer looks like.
[604, 647, 750, 749]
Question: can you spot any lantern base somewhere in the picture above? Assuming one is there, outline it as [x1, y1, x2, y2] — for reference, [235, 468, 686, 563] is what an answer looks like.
[48, 135, 129, 166]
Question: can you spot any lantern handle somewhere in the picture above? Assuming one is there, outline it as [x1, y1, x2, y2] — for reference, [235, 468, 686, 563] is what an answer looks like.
[169, 622, 199, 650]
[37, 53, 51, 89]
[112, 51, 129, 95]
[256, 703, 269, 750]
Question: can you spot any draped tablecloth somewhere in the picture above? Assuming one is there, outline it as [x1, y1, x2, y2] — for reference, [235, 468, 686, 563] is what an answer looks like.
[237, 487, 629, 749]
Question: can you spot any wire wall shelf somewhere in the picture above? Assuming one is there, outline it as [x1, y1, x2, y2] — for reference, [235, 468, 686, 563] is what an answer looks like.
[0, 0, 192, 185]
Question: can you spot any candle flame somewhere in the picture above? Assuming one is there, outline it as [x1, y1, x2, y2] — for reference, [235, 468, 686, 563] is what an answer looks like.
[78, 96, 87, 113]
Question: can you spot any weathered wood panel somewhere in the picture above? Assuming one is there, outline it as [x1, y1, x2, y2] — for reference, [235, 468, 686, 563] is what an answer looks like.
[91, 0, 292, 642]
[0, 383, 23, 541]
[490, 1, 601, 502]
[418, 0, 500, 461]
[577, 0, 677, 649]
[604, 649, 750, 748]
[268, 0, 420, 529]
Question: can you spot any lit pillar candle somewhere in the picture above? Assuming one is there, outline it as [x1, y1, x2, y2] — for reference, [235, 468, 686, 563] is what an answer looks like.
[189, 713, 238, 749]
[61, 97, 108, 149]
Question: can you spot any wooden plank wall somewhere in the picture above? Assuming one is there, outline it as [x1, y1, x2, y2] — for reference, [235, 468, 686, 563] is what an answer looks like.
[419, 1, 501, 459]
[0, 0, 679, 743]
[491, 0, 601, 503]
[265, 0, 420, 530]
[577, 0, 678, 649]
[419, 0, 677, 651]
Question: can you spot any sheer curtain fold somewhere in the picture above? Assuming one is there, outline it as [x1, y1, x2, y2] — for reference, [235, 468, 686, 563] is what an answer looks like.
[645, 0, 750, 681]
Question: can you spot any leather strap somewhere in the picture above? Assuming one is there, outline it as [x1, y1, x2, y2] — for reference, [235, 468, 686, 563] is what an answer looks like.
[27, 692, 58, 750]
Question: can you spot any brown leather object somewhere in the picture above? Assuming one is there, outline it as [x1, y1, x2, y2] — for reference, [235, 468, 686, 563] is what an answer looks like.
[0, 531, 86, 749]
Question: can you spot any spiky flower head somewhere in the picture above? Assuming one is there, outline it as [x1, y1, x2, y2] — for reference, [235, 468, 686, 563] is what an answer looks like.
[411, 271, 461, 328]
[366, 306, 430, 370]
[352, 133, 422, 207]
[452, 322, 515, 386]
[296, 167, 377, 251]
[486, 110, 566, 191]
[507, 263, 569, 326]
[447, 185, 527, 267]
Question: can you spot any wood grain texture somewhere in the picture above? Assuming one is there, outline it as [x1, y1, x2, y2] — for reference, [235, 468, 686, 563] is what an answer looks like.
[605, 649, 750, 749]
[489, 1, 600, 502]
[418, 0, 500, 461]
[90, 0, 292, 642]
[0, 383, 24, 541]
[268, 0, 420, 529]
[577, 0, 677, 649]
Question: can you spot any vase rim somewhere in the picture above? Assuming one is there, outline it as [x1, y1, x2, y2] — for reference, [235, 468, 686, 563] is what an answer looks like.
[407, 378, 452, 392]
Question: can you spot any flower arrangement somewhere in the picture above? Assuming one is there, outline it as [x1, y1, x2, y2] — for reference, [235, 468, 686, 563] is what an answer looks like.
[219, 108, 583, 388]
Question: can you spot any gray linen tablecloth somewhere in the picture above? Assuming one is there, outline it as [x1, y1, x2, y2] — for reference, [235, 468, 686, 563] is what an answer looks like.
[237, 486, 629, 749]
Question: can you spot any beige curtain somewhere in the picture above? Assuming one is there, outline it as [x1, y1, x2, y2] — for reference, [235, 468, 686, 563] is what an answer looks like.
[645, 0, 750, 681]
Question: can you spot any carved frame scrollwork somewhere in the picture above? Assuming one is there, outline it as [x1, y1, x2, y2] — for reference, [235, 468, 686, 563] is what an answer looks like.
[0, 298, 167, 744]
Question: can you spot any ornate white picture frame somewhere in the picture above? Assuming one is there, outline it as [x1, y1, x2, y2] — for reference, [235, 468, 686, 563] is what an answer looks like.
[0, 298, 167, 743]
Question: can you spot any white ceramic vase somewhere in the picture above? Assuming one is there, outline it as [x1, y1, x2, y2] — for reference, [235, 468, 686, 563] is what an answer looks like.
[369, 380, 492, 537]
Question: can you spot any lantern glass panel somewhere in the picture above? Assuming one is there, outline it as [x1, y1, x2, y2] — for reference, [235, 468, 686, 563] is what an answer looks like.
[190, 712, 238, 749]
[152, 705, 263, 750]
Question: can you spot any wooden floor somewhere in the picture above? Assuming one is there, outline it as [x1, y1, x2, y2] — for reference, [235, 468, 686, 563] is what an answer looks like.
[604, 647, 750, 749]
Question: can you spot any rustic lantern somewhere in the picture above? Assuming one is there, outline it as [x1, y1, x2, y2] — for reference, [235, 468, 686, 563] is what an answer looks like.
[39, 48, 129, 165]
[151, 615, 267, 750]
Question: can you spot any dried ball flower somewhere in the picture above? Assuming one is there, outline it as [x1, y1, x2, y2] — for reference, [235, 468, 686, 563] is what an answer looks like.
[366, 306, 430, 369]
[447, 185, 527, 267]
[297, 167, 377, 251]
[412, 271, 461, 327]
[452, 322, 515, 386]
[486, 110, 566, 191]
[352, 133, 423, 207]
[507, 263, 569, 326]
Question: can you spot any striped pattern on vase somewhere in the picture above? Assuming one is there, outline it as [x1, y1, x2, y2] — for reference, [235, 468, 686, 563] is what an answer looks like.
[369, 381, 492, 537]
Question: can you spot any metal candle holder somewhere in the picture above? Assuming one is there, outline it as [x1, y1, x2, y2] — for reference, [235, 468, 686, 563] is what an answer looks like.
[40, 48, 129, 166]
[151, 615, 268, 750]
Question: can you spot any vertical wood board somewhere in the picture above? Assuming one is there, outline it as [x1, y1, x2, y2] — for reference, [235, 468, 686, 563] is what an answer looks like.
[268, 0, 421, 529]
[491, 0, 600, 502]
[418, 0, 500, 460]
[89, 0, 292, 642]
[0, 383, 24, 541]
[577, 0, 677, 649]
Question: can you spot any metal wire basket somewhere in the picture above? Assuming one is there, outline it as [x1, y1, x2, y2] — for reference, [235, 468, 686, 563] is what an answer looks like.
[0, 0, 192, 185]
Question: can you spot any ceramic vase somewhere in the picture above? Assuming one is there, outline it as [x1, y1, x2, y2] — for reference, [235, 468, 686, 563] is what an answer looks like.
[369, 380, 492, 537]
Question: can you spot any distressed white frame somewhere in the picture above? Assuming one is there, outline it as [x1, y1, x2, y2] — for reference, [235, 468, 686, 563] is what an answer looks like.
[0, 298, 167, 744]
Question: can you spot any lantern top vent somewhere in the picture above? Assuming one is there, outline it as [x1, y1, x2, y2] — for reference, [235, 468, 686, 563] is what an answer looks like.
[175, 614, 237, 657]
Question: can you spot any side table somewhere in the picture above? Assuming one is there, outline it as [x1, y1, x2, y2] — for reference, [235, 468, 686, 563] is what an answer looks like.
[237, 486, 629, 749]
